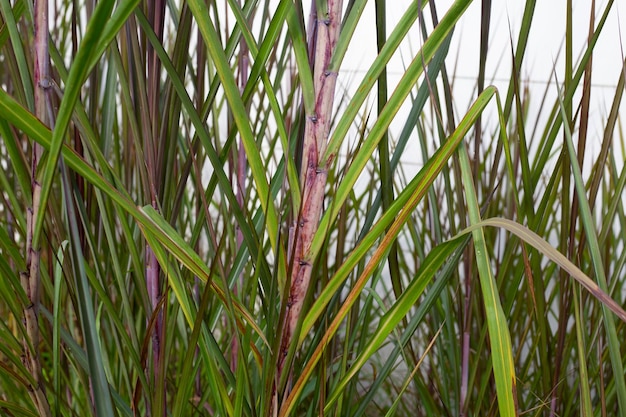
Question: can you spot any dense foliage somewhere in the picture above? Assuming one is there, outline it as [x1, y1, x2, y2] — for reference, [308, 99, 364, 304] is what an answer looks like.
[0, 1, 625, 416]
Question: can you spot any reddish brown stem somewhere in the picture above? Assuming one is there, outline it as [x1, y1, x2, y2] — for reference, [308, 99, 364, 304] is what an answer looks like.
[277, 0, 343, 387]
[145, 2, 167, 415]
[23, 1, 52, 416]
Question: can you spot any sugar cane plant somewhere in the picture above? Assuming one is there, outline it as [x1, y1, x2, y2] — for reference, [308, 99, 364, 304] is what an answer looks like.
[1, 0, 626, 416]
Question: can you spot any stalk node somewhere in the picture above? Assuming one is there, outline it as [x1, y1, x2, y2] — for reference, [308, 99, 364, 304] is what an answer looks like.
[38, 78, 52, 89]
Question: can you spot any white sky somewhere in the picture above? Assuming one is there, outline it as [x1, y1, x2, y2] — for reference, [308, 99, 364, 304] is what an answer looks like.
[339, 1, 624, 123]
[332, 0, 626, 177]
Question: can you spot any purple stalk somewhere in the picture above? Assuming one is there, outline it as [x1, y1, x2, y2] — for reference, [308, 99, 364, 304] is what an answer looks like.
[22, 0, 52, 415]
[277, 0, 344, 389]
[145, 1, 166, 414]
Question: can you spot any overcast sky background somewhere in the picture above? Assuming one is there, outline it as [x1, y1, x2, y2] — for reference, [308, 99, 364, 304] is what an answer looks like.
[333, 0, 625, 172]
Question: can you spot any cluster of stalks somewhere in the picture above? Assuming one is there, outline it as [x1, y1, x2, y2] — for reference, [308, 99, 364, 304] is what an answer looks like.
[1, 1, 626, 416]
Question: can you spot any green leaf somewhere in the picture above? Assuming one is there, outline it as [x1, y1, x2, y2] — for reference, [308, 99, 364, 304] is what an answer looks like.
[33, 0, 138, 248]
[310, 0, 474, 261]
[458, 142, 518, 416]
[324, 236, 466, 410]
[187, 0, 280, 253]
